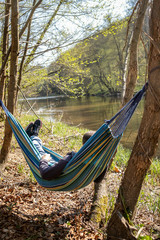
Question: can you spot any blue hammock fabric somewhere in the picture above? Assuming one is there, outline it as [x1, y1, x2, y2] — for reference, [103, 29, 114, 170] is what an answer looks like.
[0, 83, 147, 191]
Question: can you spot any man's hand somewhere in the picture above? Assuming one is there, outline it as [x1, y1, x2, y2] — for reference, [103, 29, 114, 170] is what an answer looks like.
[41, 154, 52, 162]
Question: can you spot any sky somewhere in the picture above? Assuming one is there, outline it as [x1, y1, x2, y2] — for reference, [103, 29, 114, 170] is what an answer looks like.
[33, 0, 129, 66]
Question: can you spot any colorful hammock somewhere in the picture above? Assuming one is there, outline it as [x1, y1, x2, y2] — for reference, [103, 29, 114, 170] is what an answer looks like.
[0, 84, 147, 191]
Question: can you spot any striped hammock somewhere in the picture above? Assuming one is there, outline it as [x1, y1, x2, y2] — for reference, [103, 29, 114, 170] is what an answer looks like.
[0, 84, 147, 191]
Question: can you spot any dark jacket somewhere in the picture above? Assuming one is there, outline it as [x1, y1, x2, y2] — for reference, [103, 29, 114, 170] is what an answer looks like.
[39, 151, 76, 180]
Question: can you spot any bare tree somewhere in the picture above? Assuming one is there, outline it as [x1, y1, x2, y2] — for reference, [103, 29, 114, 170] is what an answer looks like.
[106, 0, 160, 238]
[0, 0, 43, 78]
[123, 0, 149, 105]
[23, 0, 65, 70]
[15, 0, 65, 102]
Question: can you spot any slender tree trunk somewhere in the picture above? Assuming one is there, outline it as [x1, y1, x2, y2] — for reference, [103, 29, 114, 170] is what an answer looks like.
[97, 62, 115, 94]
[122, 35, 131, 99]
[0, 0, 19, 164]
[107, 1, 160, 239]
[123, 0, 149, 105]
[0, 0, 11, 102]
[16, 0, 64, 101]
[15, 0, 36, 105]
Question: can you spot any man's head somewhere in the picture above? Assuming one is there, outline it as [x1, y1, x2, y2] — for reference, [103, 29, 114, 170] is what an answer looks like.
[82, 131, 95, 145]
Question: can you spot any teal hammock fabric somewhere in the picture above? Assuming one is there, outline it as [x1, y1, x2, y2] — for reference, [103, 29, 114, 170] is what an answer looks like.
[0, 83, 147, 191]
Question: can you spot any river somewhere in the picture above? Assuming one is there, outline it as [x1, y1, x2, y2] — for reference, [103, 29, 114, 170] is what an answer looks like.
[20, 95, 146, 151]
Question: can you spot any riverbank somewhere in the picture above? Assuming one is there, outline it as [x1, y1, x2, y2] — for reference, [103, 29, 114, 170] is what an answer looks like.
[0, 115, 159, 239]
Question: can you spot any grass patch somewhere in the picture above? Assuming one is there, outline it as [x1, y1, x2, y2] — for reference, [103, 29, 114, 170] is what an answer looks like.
[17, 163, 25, 174]
[112, 144, 131, 169]
[149, 157, 160, 180]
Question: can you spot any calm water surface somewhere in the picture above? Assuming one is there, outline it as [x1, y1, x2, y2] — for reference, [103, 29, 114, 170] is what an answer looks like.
[20, 95, 145, 151]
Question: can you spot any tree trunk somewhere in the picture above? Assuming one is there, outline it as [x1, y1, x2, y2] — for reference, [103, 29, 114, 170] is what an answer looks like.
[0, 0, 11, 102]
[90, 172, 108, 228]
[16, 0, 64, 101]
[123, 0, 149, 105]
[0, 0, 19, 164]
[15, 0, 36, 105]
[107, 0, 160, 239]
[122, 35, 131, 99]
[90, 152, 116, 228]
[89, 2, 150, 226]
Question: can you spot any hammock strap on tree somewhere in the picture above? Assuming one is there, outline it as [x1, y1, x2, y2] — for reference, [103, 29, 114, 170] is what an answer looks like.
[0, 83, 148, 191]
[106, 82, 148, 137]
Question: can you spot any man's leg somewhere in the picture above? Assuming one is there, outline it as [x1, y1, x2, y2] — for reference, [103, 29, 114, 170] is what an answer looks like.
[25, 119, 45, 156]
[30, 135, 46, 157]
[25, 120, 74, 180]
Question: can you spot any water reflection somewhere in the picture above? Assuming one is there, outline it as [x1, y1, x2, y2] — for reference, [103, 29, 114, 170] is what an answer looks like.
[20, 95, 145, 151]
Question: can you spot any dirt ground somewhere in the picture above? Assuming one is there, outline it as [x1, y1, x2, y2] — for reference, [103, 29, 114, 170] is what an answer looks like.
[0, 146, 159, 240]
[0, 117, 159, 240]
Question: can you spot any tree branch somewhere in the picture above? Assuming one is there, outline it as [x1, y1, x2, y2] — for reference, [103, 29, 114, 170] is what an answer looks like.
[0, 0, 43, 77]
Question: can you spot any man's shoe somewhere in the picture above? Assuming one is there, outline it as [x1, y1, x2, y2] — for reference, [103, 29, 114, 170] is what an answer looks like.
[32, 119, 42, 136]
[25, 122, 34, 137]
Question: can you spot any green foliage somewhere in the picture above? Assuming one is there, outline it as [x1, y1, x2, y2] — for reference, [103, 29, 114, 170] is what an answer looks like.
[48, 41, 93, 96]
[21, 67, 48, 97]
[22, 16, 147, 98]
[102, 18, 127, 36]
[138, 236, 153, 240]
[47, 17, 146, 97]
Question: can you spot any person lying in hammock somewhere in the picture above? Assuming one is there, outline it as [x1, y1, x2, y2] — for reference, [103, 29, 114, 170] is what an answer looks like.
[25, 120, 110, 182]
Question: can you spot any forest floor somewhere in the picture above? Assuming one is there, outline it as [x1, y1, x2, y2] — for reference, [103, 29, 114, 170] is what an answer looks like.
[0, 119, 160, 240]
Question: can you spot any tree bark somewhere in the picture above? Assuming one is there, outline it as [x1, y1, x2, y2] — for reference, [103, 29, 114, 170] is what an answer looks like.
[90, 173, 108, 228]
[122, 35, 131, 99]
[0, 0, 11, 103]
[107, 0, 160, 239]
[15, 0, 36, 105]
[90, 151, 116, 228]
[123, 0, 149, 105]
[0, 0, 19, 164]
[16, 0, 64, 101]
